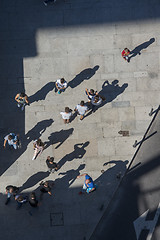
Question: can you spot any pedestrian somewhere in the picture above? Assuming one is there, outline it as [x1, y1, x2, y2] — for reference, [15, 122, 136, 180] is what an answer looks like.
[60, 107, 72, 124]
[43, 0, 56, 6]
[29, 192, 38, 208]
[46, 156, 59, 173]
[121, 48, 131, 62]
[85, 88, 97, 103]
[55, 78, 67, 94]
[32, 138, 44, 160]
[15, 92, 29, 111]
[74, 101, 88, 120]
[91, 95, 105, 112]
[77, 173, 96, 194]
[40, 181, 52, 200]
[5, 185, 19, 205]
[3, 133, 19, 150]
[15, 194, 28, 209]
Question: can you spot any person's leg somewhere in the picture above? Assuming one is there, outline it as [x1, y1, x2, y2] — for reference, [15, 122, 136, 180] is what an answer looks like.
[32, 148, 39, 160]
[12, 143, 17, 150]
[66, 119, 70, 124]
[80, 114, 84, 120]
[21, 103, 26, 111]
[63, 119, 66, 124]
[5, 193, 11, 205]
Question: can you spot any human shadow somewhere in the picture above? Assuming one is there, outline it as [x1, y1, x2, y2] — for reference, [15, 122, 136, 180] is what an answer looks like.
[85, 80, 128, 115]
[58, 141, 90, 169]
[68, 65, 99, 89]
[25, 118, 54, 143]
[129, 38, 155, 62]
[28, 82, 55, 104]
[19, 171, 50, 193]
[44, 128, 74, 150]
[58, 164, 86, 188]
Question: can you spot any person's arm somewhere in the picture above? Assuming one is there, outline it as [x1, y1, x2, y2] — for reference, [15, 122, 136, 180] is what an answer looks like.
[25, 95, 29, 104]
[77, 173, 87, 179]
[85, 88, 89, 96]
[3, 139, 7, 148]
[15, 94, 20, 102]
[56, 81, 60, 89]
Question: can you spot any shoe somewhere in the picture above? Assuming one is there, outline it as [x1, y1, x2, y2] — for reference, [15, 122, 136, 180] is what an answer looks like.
[32, 156, 35, 161]
[44, 1, 48, 6]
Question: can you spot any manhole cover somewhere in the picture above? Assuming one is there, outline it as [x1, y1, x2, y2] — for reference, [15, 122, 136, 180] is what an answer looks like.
[50, 212, 64, 226]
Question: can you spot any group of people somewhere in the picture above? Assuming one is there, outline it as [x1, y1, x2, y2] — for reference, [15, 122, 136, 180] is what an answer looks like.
[4, 77, 98, 208]
[5, 171, 96, 211]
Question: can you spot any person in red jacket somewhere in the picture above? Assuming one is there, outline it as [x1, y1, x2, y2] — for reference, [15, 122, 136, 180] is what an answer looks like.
[121, 48, 131, 62]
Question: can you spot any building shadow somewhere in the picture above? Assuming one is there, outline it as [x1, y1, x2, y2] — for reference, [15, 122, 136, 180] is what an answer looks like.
[29, 82, 55, 104]
[68, 66, 99, 89]
[129, 38, 155, 62]
[58, 141, 89, 169]
[44, 128, 74, 149]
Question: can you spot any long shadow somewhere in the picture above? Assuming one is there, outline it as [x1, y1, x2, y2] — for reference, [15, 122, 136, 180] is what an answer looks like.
[85, 80, 128, 116]
[44, 128, 74, 149]
[29, 82, 55, 104]
[19, 171, 50, 193]
[129, 38, 155, 62]
[57, 164, 86, 188]
[25, 118, 54, 142]
[58, 141, 89, 169]
[68, 66, 99, 89]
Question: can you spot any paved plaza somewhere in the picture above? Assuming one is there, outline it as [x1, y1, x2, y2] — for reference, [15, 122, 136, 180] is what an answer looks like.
[0, 0, 160, 239]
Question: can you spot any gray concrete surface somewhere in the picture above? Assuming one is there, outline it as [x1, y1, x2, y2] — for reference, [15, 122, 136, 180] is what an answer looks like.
[0, 0, 160, 239]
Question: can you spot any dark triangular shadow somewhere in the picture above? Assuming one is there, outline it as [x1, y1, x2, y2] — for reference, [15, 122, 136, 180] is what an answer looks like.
[68, 65, 99, 88]
[29, 82, 55, 104]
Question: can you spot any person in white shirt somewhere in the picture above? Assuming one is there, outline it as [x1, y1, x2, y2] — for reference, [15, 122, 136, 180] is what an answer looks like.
[60, 107, 72, 124]
[55, 78, 67, 94]
[74, 101, 88, 120]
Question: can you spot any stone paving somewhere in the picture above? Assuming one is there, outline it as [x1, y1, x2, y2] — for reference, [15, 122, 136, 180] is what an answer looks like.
[0, 0, 160, 240]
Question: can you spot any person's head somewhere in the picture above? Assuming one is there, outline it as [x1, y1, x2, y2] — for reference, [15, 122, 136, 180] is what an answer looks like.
[65, 107, 70, 113]
[44, 181, 49, 187]
[61, 78, 65, 83]
[80, 101, 84, 106]
[37, 139, 43, 146]
[94, 96, 99, 103]
[30, 192, 36, 200]
[124, 48, 129, 53]
[9, 187, 14, 193]
[47, 156, 54, 163]
[90, 89, 95, 95]
[20, 93, 25, 98]
[8, 135, 14, 140]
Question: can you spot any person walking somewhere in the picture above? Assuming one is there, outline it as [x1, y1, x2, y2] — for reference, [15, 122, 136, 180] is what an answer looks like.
[46, 156, 59, 173]
[60, 107, 72, 124]
[55, 78, 67, 94]
[15, 92, 29, 111]
[3, 133, 19, 150]
[85, 88, 97, 103]
[32, 139, 44, 160]
[77, 173, 96, 194]
[121, 48, 131, 62]
[74, 101, 88, 120]
[15, 194, 28, 209]
[91, 95, 105, 112]
[29, 192, 38, 208]
[39, 181, 53, 200]
[5, 185, 19, 205]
